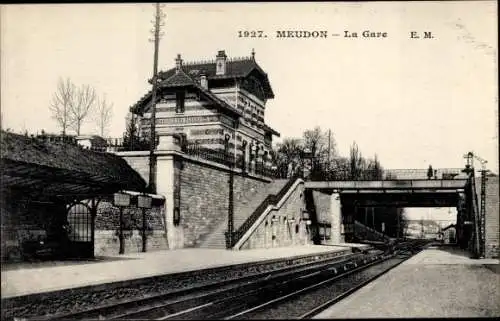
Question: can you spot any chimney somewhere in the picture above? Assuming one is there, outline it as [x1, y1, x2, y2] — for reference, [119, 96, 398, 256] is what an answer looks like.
[215, 50, 227, 75]
[175, 54, 183, 73]
[200, 73, 208, 89]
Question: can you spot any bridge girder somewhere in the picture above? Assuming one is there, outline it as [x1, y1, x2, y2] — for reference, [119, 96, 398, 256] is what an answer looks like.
[340, 192, 461, 208]
[305, 179, 468, 191]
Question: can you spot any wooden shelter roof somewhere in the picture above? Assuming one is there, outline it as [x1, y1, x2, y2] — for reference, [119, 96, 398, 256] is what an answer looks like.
[1, 131, 146, 201]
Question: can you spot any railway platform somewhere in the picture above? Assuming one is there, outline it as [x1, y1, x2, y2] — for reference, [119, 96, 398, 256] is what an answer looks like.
[1, 243, 368, 299]
[314, 244, 500, 318]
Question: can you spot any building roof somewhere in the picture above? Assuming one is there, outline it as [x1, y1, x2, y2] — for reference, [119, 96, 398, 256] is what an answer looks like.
[1, 131, 146, 200]
[160, 70, 197, 87]
[130, 51, 279, 137]
[157, 56, 274, 99]
[131, 69, 242, 119]
[263, 124, 281, 137]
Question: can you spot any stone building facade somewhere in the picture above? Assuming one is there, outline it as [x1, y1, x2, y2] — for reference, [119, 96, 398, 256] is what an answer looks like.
[129, 49, 280, 164]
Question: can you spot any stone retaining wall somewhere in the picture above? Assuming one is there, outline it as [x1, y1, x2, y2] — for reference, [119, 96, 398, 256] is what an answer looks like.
[476, 175, 499, 258]
[94, 230, 168, 257]
[178, 159, 270, 247]
[240, 181, 309, 249]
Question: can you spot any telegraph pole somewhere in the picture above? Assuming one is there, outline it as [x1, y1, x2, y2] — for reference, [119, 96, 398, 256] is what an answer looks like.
[148, 3, 165, 194]
[327, 129, 331, 170]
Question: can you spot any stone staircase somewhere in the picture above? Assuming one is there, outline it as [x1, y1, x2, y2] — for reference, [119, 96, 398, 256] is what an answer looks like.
[354, 220, 391, 242]
[199, 179, 289, 248]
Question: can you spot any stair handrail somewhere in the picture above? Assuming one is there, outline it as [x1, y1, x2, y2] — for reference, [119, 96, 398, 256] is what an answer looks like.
[354, 220, 389, 241]
[228, 174, 301, 248]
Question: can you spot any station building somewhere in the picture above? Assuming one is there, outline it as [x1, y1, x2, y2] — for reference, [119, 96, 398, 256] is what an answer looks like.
[129, 49, 280, 162]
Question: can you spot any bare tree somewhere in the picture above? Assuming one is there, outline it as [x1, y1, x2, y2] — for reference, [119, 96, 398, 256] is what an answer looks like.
[70, 84, 96, 135]
[273, 138, 304, 177]
[349, 141, 364, 179]
[49, 77, 75, 136]
[303, 126, 337, 165]
[94, 94, 113, 137]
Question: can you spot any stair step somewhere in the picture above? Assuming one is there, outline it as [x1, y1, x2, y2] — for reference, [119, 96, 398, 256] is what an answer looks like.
[198, 178, 295, 249]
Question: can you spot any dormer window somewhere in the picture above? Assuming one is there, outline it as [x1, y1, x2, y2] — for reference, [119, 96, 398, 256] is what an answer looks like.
[176, 92, 185, 113]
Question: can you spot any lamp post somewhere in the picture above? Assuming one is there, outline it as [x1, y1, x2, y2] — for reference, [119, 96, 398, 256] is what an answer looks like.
[113, 192, 131, 255]
[225, 134, 234, 248]
[249, 141, 255, 173]
[241, 140, 247, 174]
[257, 144, 264, 175]
[263, 150, 269, 176]
[224, 134, 231, 166]
[138, 193, 153, 252]
[256, 144, 262, 174]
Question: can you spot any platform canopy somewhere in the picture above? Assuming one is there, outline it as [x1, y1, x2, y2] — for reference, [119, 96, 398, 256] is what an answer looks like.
[1, 131, 147, 202]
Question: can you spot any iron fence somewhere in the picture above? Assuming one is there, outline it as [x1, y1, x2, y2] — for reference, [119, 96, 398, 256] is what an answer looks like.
[97, 137, 469, 181]
[306, 163, 466, 181]
[184, 143, 235, 168]
[183, 142, 289, 179]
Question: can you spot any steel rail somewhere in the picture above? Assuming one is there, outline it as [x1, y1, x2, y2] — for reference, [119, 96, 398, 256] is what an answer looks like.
[223, 240, 429, 320]
[137, 253, 385, 320]
[115, 253, 378, 320]
[223, 253, 393, 320]
[297, 242, 426, 319]
[151, 256, 380, 320]
[30, 251, 369, 321]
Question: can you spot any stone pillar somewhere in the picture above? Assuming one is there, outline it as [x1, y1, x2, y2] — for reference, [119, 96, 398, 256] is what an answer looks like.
[330, 192, 343, 244]
[155, 135, 183, 249]
[342, 204, 355, 243]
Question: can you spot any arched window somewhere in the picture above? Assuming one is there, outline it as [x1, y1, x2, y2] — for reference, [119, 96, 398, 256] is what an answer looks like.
[67, 203, 91, 242]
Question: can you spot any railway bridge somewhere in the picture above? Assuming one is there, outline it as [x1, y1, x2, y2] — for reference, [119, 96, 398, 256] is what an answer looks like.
[304, 166, 491, 258]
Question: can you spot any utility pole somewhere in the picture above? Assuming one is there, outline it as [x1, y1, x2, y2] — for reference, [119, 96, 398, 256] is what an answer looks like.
[327, 129, 331, 170]
[463, 152, 487, 258]
[148, 3, 165, 194]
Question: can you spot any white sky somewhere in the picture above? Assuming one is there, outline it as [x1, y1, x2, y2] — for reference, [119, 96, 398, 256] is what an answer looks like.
[1, 2, 498, 178]
[405, 207, 457, 222]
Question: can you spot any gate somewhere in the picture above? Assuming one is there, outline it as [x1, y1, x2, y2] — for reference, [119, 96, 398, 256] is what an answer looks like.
[67, 202, 93, 258]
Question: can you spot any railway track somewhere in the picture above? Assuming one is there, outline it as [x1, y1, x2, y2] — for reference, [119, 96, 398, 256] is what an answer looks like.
[27, 249, 373, 321]
[229, 240, 428, 320]
[27, 240, 429, 320]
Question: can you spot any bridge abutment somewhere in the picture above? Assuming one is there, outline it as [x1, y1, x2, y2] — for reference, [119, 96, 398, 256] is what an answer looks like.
[330, 193, 343, 243]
